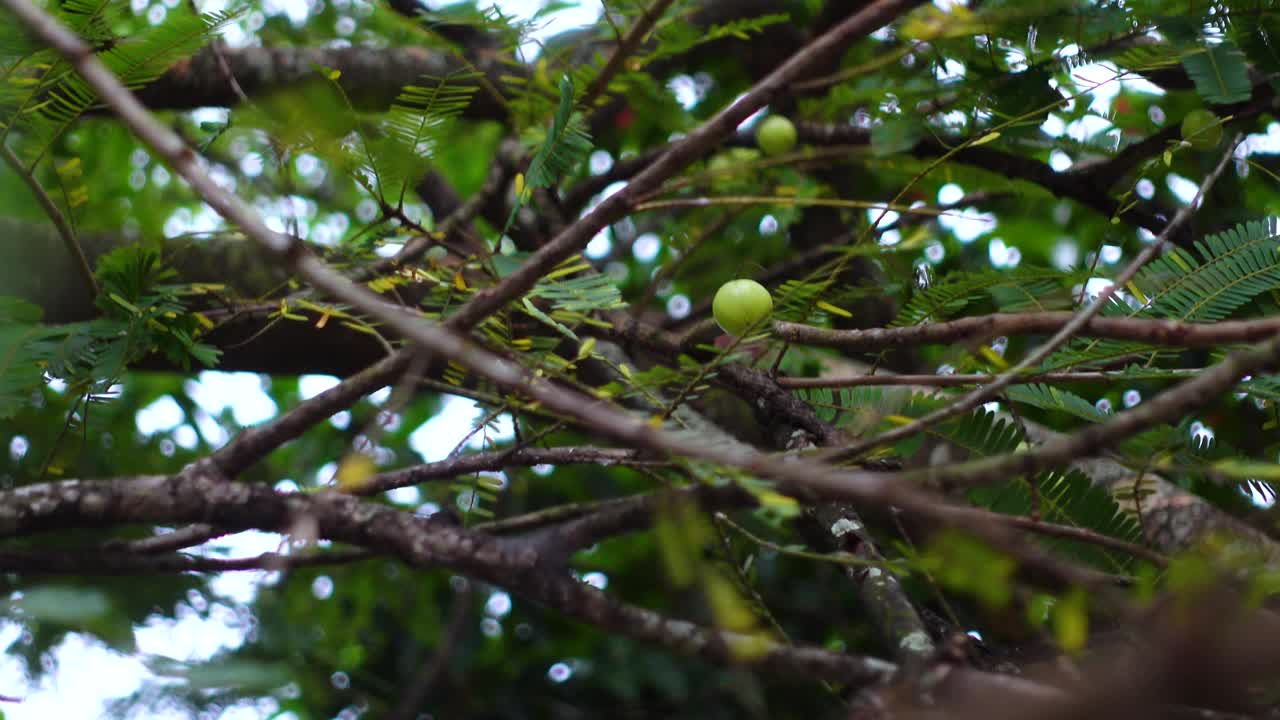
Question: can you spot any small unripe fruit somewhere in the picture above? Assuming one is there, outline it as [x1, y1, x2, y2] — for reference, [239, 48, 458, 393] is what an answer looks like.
[713, 279, 773, 336]
[755, 115, 797, 156]
[1181, 109, 1222, 151]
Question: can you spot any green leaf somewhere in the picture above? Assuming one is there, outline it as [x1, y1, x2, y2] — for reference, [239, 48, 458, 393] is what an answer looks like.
[520, 297, 579, 341]
[1005, 383, 1109, 423]
[1182, 40, 1252, 104]
[148, 657, 294, 692]
[970, 469, 1145, 573]
[13, 586, 111, 625]
[870, 117, 922, 156]
[524, 75, 592, 190]
[1137, 218, 1280, 322]
[374, 73, 479, 205]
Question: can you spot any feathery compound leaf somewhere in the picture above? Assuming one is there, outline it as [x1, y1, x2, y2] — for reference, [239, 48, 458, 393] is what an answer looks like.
[894, 266, 1078, 326]
[1181, 40, 1252, 104]
[15, 7, 238, 160]
[1135, 218, 1280, 322]
[970, 469, 1146, 572]
[0, 297, 55, 419]
[1005, 383, 1109, 423]
[528, 268, 626, 313]
[60, 0, 125, 44]
[375, 74, 479, 206]
[1230, 9, 1280, 83]
[504, 74, 591, 232]
[935, 408, 1025, 457]
[1111, 43, 1185, 73]
[637, 13, 790, 67]
[524, 74, 592, 191]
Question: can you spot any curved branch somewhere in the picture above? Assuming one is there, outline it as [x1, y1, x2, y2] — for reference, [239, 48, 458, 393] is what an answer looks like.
[776, 369, 1202, 388]
[907, 330, 1280, 489]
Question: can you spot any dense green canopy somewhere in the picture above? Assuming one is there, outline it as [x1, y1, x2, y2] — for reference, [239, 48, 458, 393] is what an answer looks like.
[5, 0, 1280, 718]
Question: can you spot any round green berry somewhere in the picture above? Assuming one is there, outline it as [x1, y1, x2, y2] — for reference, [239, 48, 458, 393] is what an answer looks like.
[755, 115, 798, 156]
[712, 279, 773, 337]
[1180, 109, 1222, 151]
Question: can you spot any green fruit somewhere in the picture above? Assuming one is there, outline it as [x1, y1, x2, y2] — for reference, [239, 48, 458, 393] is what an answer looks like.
[1180, 109, 1222, 151]
[713, 279, 773, 336]
[708, 154, 733, 173]
[755, 115, 798, 156]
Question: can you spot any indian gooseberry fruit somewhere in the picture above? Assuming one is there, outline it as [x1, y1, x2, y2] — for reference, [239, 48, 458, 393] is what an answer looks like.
[1180, 109, 1222, 151]
[755, 115, 798, 156]
[712, 279, 773, 337]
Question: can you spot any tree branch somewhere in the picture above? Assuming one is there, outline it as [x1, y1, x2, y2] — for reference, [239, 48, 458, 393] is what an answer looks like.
[776, 369, 1201, 389]
[0, 470, 897, 687]
[0, 547, 375, 574]
[908, 330, 1280, 489]
[354, 446, 658, 496]
[2, 0, 1144, 609]
[581, 0, 677, 107]
[773, 313, 1280, 351]
[1, 142, 97, 296]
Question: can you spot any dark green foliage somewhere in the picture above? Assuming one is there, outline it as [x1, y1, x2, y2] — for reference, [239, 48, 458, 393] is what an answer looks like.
[529, 75, 592, 189]
[895, 266, 1080, 326]
[970, 470, 1146, 572]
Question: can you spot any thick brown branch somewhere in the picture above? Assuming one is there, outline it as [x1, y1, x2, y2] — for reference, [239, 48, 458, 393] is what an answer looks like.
[0, 471, 895, 686]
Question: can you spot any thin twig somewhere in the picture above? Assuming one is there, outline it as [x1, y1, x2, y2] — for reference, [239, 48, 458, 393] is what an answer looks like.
[631, 208, 741, 316]
[2, 142, 97, 296]
[356, 446, 655, 497]
[776, 369, 1201, 389]
[772, 312, 1280, 351]
[581, 0, 677, 107]
[0, 547, 374, 574]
